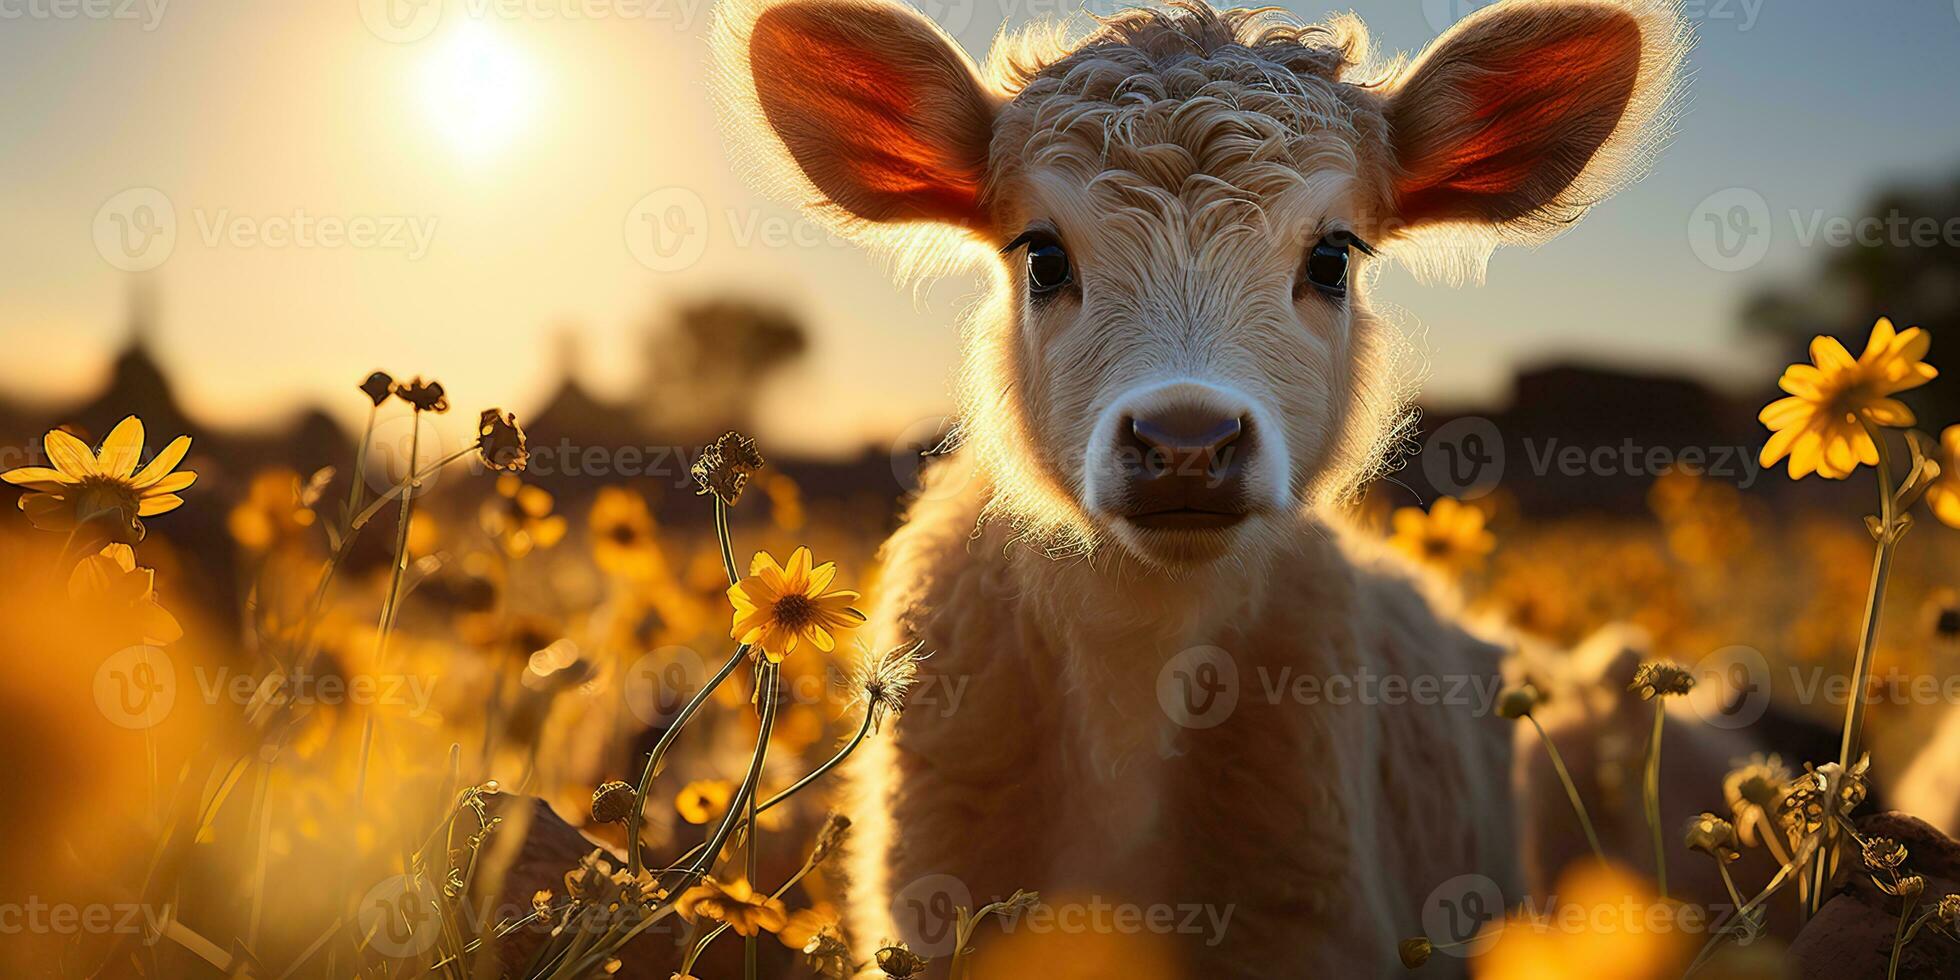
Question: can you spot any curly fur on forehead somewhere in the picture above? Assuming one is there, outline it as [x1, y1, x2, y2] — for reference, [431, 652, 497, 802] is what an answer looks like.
[979, 4, 1399, 276]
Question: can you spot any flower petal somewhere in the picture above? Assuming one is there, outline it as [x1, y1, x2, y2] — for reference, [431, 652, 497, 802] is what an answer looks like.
[96, 416, 146, 478]
[1810, 335, 1855, 373]
[145, 471, 198, 496]
[1759, 397, 1814, 429]
[0, 467, 75, 492]
[131, 436, 192, 488]
[44, 429, 96, 478]
[782, 547, 813, 593]
[19, 492, 76, 530]
[137, 494, 184, 517]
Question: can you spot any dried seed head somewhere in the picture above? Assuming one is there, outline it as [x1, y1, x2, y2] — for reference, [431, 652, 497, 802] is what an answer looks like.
[477, 408, 529, 472]
[360, 370, 394, 406]
[875, 941, 928, 978]
[1863, 836, 1908, 871]
[810, 812, 851, 867]
[853, 641, 924, 734]
[1398, 936, 1433, 968]
[1496, 685, 1538, 720]
[1685, 812, 1740, 863]
[691, 431, 765, 505]
[1629, 660, 1696, 699]
[392, 376, 449, 413]
[591, 781, 636, 825]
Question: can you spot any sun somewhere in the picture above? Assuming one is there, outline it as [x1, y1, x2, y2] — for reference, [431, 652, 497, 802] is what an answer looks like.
[418, 21, 537, 160]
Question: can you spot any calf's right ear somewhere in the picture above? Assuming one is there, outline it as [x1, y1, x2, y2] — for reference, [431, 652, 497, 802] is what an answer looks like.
[712, 0, 998, 235]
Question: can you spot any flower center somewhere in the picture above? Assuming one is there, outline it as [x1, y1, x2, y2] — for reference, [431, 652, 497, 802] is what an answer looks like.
[75, 476, 140, 518]
[772, 593, 816, 630]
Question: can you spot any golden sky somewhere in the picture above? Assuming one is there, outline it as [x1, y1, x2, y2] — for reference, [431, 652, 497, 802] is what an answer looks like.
[3, 1, 1959, 454]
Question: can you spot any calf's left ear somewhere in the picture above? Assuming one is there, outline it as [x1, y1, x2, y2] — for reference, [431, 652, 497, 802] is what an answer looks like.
[1383, 0, 1690, 237]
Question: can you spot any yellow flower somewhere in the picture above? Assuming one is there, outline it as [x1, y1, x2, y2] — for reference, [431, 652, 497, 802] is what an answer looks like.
[727, 547, 866, 661]
[1387, 497, 1494, 574]
[1926, 425, 1960, 528]
[674, 877, 788, 937]
[589, 487, 661, 579]
[675, 779, 733, 825]
[779, 901, 839, 951]
[68, 543, 182, 644]
[3, 416, 194, 543]
[228, 468, 317, 552]
[1759, 318, 1937, 480]
[480, 474, 566, 558]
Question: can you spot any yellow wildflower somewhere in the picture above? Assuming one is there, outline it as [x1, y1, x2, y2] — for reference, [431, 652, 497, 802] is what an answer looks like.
[227, 468, 317, 551]
[1925, 425, 1960, 528]
[727, 546, 866, 661]
[1387, 496, 1494, 574]
[68, 543, 182, 644]
[674, 877, 787, 937]
[1758, 317, 1936, 479]
[589, 487, 660, 579]
[675, 779, 733, 825]
[3, 416, 194, 543]
[480, 474, 566, 558]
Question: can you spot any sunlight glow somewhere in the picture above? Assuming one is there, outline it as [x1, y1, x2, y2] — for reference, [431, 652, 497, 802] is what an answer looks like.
[418, 22, 537, 160]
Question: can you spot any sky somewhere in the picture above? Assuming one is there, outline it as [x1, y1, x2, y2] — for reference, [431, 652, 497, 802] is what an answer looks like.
[2, 0, 1959, 455]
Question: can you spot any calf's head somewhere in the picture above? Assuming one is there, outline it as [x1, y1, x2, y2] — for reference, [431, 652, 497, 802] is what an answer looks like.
[715, 0, 1686, 567]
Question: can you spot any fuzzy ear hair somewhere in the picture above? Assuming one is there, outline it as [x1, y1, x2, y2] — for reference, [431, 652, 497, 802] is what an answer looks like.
[1381, 0, 1691, 280]
[712, 0, 997, 239]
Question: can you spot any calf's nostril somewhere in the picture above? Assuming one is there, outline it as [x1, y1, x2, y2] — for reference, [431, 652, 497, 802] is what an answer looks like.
[1125, 412, 1248, 479]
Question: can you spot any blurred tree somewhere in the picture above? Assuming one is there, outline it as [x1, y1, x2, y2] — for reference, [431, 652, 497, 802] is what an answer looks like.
[639, 298, 809, 441]
[1743, 172, 1960, 428]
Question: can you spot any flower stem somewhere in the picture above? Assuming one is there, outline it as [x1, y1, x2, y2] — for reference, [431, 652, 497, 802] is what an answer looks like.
[1886, 896, 1920, 980]
[1818, 422, 1901, 912]
[626, 492, 750, 875]
[343, 403, 377, 526]
[624, 645, 748, 875]
[1526, 714, 1606, 865]
[663, 707, 875, 872]
[1643, 700, 1668, 898]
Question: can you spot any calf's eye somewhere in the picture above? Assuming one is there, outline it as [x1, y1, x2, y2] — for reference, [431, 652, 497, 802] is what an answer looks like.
[1005, 229, 1074, 295]
[1297, 230, 1373, 302]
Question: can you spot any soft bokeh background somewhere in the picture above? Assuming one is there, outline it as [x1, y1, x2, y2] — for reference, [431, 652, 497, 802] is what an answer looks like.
[3, 0, 1960, 451]
[4, 2, 1960, 978]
